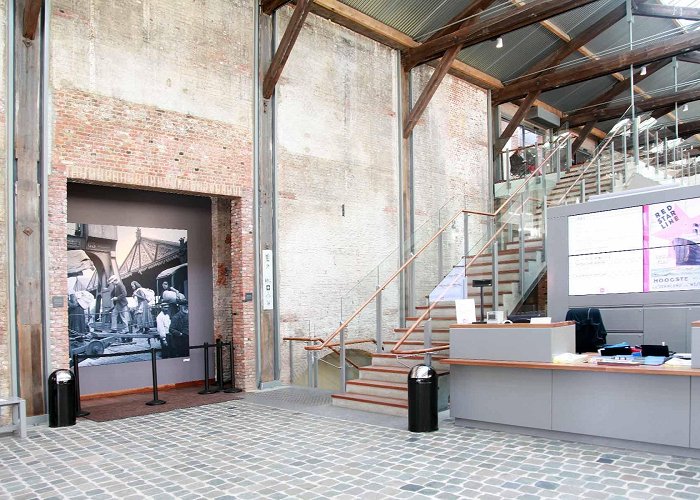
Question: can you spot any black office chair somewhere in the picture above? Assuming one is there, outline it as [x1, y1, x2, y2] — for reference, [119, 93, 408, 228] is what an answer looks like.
[565, 307, 607, 353]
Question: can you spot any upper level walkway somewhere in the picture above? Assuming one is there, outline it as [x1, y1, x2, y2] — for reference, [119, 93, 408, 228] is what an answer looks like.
[1, 387, 699, 499]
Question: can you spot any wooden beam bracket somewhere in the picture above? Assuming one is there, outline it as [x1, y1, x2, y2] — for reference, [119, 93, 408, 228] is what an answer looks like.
[22, 0, 42, 40]
[262, 0, 312, 100]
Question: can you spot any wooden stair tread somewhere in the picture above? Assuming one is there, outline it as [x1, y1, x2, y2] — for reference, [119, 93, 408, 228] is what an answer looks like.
[468, 259, 537, 267]
[383, 340, 449, 346]
[371, 352, 448, 360]
[346, 379, 407, 391]
[331, 393, 408, 409]
[393, 327, 450, 333]
[360, 365, 449, 376]
[406, 317, 455, 322]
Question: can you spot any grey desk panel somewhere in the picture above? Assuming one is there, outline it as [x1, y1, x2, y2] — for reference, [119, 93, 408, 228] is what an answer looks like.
[691, 378, 700, 449]
[687, 307, 700, 356]
[643, 307, 689, 352]
[552, 371, 690, 447]
[450, 326, 575, 362]
[599, 308, 644, 332]
[450, 366, 552, 430]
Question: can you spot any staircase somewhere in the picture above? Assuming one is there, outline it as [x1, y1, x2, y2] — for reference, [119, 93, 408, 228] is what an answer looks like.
[330, 237, 545, 415]
[325, 135, 607, 417]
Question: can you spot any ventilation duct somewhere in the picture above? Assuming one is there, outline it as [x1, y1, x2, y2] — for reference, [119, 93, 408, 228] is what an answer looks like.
[526, 106, 560, 129]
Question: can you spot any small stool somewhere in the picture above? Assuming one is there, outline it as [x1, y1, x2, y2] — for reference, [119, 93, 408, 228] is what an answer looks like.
[0, 397, 27, 438]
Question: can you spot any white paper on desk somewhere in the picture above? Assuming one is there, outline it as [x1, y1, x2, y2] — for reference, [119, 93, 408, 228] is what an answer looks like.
[665, 358, 692, 367]
[455, 299, 476, 324]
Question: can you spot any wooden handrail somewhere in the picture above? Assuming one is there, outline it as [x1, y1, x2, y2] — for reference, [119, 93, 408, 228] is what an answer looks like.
[283, 336, 324, 342]
[306, 208, 465, 351]
[390, 197, 533, 355]
[308, 135, 570, 354]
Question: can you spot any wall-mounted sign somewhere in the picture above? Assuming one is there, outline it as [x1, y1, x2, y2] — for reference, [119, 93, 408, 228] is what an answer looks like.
[262, 250, 274, 310]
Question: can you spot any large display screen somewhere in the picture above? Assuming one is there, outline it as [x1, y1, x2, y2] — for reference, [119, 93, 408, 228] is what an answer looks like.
[568, 197, 700, 295]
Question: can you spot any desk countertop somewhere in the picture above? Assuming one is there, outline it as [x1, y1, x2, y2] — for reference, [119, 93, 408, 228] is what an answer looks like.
[450, 321, 574, 329]
[443, 358, 700, 376]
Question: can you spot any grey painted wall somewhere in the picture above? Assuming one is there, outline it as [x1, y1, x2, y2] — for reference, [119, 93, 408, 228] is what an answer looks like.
[547, 184, 700, 352]
[67, 183, 214, 394]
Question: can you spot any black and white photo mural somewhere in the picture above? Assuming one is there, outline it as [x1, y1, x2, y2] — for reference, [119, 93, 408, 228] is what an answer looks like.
[67, 223, 189, 366]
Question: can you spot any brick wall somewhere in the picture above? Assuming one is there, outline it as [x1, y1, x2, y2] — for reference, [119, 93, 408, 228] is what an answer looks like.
[47, 0, 257, 389]
[412, 66, 490, 304]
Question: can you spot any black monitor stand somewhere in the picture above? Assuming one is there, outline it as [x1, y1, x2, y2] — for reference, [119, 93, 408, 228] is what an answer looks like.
[472, 278, 493, 323]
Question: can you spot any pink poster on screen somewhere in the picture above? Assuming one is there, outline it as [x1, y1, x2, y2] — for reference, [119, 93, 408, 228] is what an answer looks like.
[645, 198, 700, 291]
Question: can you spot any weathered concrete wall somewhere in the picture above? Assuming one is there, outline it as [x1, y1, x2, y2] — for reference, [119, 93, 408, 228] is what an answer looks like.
[412, 66, 490, 303]
[275, 8, 401, 382]
[47, 0, 257, 389]
[1, 0, 494, 394]
[275, 9, 491, 382]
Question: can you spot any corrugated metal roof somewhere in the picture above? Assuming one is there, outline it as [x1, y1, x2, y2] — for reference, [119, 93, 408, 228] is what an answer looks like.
[336, 0, 700, 122]
[339, 0, 463, 39]
[542, 75, 619, 111]
[548, 0, 612, 36]
[458, 25, 562, 82]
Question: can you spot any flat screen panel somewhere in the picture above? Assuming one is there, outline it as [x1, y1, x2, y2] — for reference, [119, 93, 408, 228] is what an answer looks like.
[646, 199, 700, 292]
[569, 249, 644, 295]
[568, 206, 643, 256]
[568, 207, 643, 295]
[567, 197, 700, 296]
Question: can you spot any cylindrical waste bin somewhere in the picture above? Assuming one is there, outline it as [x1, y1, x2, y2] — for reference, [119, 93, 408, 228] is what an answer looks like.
[48, 369, 76, 428]
[407, 364, 438, 432]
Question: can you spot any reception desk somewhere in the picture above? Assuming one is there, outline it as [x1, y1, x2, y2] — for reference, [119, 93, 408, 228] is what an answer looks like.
[447, 323, 700, 456]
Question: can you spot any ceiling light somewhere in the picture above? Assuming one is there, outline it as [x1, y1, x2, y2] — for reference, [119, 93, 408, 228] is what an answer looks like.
[496, 37, 503, 49]
[683, 103, 689, 112]
[640, 65, 647, 76]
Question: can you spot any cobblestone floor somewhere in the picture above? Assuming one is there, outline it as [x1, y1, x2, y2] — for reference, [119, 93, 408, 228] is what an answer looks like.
[2, 394, 700, 499]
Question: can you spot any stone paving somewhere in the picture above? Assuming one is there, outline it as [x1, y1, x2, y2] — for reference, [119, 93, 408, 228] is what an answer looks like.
[1, 392, 700, 499]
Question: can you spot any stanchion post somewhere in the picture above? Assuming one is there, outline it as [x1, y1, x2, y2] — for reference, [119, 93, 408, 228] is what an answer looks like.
[224, 341, 242, 393]
[215, 338, 225, 391]
[198, 342, 219, 394]
[146, 348, 166, 406]
[72, 353, 90, 417]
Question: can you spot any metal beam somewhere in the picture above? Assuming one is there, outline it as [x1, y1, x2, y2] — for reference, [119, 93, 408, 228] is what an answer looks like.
[493, 30, 700, 104]
[402, 0, 599, 70]
[262, 0, 311, 100]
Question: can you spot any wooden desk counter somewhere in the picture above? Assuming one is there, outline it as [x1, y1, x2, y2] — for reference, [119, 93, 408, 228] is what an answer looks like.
[443, 358, 700, 377]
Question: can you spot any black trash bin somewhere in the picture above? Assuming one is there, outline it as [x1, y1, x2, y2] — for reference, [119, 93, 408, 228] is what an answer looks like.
[48, 369, 76, 428]
[407, 364, 438, 432]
